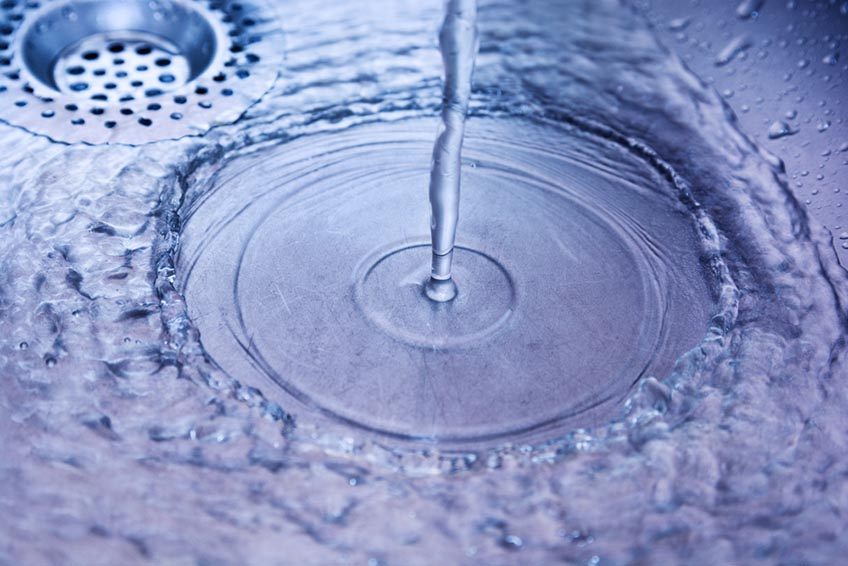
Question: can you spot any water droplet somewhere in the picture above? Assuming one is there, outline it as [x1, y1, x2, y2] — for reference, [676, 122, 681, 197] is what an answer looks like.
[668, 17, 691, 31]
[822, 53, 839, 65]
[61, 6, 77, 21]
[736, 0, 764, 18]
[768, 120, 797, 139]
[18, 341, 28, 350]
[716, 35, 752, 66]
[817, 120, 831, 132]
[797, 58, 810, 69]
[501, 535, 523, 550]
[838, 232, 848, 240]
[785, 109, 797, 119]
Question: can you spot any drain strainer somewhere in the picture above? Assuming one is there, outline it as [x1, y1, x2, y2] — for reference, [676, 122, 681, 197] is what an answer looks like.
[0, 0, 279, 144]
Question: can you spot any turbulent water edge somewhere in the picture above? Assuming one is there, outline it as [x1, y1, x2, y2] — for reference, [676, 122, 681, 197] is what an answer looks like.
[1, 0, 847, 564]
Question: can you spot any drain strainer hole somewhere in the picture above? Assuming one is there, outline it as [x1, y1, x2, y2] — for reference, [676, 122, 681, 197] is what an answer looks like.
[0, 0, 279, 144]
[20, 1, 219, 99]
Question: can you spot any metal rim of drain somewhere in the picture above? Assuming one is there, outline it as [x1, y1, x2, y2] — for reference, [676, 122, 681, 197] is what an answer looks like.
[0, 0, 280, 144]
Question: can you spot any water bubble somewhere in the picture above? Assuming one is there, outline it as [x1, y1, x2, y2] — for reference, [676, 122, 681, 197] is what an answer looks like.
[569, 530, 596, 546]
[768, 120, 798, 139]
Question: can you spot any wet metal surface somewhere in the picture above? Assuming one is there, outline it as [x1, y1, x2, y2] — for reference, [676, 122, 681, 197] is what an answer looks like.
[0, 0, 847, 564]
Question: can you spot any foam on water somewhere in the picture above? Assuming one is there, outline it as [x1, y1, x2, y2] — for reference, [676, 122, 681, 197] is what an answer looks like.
[1, 0, 846, 563]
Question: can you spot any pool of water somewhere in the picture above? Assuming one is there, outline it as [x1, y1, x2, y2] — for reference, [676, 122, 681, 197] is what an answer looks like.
[1, 0, 846, 564]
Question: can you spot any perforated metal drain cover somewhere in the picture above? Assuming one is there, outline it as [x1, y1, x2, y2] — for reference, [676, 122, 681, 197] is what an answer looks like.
[0, 0, 279, 144]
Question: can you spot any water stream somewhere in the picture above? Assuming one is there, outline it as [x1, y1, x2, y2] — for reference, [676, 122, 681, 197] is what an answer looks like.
[1, 0, 846, 563]
[425, 0, 478, 301]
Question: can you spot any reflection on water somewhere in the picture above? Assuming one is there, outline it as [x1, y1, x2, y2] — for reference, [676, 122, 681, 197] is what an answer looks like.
[0, 0, 846, 564]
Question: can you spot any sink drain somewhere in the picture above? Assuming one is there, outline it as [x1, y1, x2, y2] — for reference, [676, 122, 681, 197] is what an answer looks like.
[179, 118, 716, 446]
[0, 0, 279, 144]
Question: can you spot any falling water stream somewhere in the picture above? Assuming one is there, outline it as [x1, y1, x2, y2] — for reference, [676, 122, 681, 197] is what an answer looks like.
[425, 0, 478, 302]
[1, 0, 847, 564]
